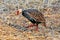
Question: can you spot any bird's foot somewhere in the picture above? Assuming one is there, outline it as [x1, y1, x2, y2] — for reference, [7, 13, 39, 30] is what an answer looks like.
[35, 25, 39, 31]
[26, 24, 34, 28]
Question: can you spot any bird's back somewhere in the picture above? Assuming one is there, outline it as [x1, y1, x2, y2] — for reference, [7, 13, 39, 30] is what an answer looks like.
[22, 9, 45, 22]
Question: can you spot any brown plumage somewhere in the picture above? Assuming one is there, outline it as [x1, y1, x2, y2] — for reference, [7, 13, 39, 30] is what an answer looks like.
[22, 9, 46, 31]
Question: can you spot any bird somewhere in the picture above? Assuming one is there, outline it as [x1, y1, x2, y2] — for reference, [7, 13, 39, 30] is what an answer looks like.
[16, 9, 46, 31]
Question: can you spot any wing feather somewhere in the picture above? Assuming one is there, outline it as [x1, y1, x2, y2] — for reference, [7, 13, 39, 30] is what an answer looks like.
[28, 10, 45, 22]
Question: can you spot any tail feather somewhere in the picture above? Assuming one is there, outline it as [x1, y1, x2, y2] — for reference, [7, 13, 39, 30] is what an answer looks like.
[42, 22, 46, 27]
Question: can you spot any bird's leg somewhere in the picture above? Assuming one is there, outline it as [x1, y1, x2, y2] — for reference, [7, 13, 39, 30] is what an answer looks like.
[34, 24, 38, 31]
[26, 23, 38, 31]
[26, 23, 34, 28]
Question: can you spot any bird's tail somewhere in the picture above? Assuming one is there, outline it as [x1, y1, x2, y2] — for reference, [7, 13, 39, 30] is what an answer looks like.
[42, 22, 46, 27]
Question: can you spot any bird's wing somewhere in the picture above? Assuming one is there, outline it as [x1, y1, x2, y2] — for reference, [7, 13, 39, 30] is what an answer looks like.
[28, 11, 46, 22]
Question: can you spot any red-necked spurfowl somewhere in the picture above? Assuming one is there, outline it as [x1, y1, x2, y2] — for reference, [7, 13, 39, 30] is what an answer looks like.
[16, 9, 46, 31]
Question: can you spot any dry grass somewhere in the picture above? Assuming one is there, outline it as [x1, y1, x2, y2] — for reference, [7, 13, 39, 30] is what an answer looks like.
[0, 13, 60, 40]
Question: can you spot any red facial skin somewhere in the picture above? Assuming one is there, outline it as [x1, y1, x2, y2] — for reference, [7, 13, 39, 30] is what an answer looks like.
[16, 10, 19, 15]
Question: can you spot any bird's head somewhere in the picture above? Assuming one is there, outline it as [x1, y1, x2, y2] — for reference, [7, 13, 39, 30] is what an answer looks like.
[16, 9, 22, 15]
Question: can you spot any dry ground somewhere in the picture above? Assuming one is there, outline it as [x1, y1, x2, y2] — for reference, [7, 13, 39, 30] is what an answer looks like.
[0, 12, 60, 40]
